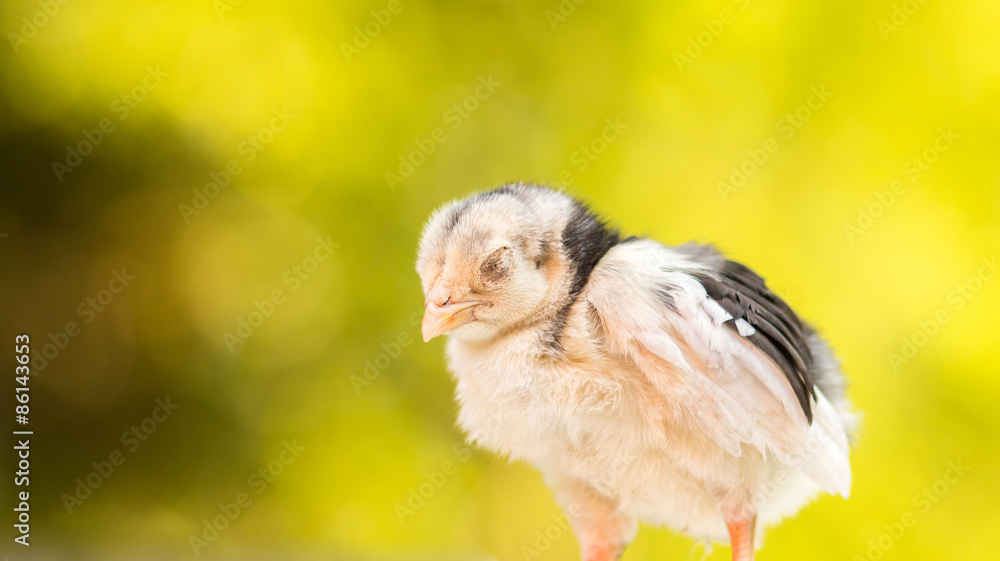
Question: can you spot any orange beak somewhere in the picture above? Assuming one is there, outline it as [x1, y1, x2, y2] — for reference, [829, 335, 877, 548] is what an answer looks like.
[421, 300, 483, 342]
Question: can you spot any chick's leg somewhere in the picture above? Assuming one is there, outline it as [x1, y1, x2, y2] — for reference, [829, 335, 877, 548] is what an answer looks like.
[548, 474, 636, 561]
[726, 516, 756, 561]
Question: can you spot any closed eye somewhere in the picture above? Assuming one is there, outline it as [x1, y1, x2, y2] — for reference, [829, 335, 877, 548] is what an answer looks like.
[480, 246, 512, 282]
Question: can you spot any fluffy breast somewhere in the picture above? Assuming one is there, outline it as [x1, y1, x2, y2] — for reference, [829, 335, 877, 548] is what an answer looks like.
[444, 323, 766, 536]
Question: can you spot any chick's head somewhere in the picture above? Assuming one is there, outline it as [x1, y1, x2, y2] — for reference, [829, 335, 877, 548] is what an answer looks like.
[416, 187, 560, 343]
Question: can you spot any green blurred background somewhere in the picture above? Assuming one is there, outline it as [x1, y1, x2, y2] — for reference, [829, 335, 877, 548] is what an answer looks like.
[1, 0, 997, 559]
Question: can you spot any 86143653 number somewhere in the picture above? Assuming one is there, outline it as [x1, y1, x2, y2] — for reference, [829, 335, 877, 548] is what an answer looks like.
[15, 334, 30, 426]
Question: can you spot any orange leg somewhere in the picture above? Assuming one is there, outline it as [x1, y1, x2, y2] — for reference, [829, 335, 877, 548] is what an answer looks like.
[583, 544, 622, 561]
[726, 516, 757, 561]
[549, 475, 634, 561]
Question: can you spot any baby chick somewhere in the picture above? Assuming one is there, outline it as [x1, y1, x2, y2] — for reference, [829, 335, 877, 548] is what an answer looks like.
[416, 184, 855, 561]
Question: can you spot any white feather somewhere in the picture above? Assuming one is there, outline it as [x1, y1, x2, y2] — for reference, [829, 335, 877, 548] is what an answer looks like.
[585, 240, 852, 501]
[735, 318, 756, 337]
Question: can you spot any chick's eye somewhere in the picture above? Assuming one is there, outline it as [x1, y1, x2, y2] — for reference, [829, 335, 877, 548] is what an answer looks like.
[480, 246, 512, 283]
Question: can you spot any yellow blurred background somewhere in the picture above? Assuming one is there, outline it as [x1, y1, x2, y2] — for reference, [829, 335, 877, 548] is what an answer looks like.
[0, 0, 997, 559]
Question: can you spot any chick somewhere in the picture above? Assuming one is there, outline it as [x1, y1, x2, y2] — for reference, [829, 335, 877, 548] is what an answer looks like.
[415, 184, 855, 561]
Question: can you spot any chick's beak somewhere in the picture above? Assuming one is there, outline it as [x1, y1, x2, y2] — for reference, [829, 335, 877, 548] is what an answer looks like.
[421, 300, 482, 342]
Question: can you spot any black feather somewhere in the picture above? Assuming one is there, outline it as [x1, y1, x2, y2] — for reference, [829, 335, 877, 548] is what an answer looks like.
[562, 199, 621, 298]
[546, 197, 622, 350]
[694, 260, 816, 423]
